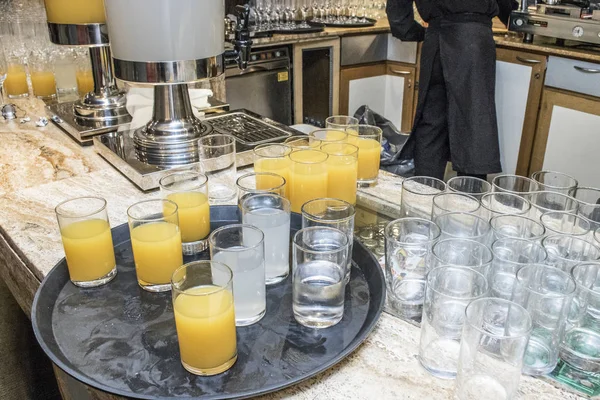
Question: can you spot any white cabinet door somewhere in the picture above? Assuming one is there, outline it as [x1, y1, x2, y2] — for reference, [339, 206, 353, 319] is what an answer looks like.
[542, 106, 600, 188]
[348, 74, 406, 129]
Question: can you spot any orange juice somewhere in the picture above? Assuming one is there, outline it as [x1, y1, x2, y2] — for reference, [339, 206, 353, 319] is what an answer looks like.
[31, 71, 57, 98]
[289, 151, 328, 213]
[174, 286, 237, 373]
[353, 137, 381, 181]
[44, 0, 106, 24]
[4, 65, 29, 97]
[255, 157, 291, 197]
[166, 192, 210, 243]
[130, 222, 183, 285]
[326, 157, 358, 205]
[76, 70, 94, 96]
[60, 219, 116, 282]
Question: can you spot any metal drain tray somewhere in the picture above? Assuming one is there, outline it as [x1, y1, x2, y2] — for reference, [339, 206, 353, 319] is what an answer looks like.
[205, 109, 294, 146]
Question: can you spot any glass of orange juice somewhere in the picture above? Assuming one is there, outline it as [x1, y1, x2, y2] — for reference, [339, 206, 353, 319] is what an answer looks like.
[55, 197, 117, 287]
[236, 172, 286, 206]
[284, 135, 322, 151]
[309, 129, 348, 146]
[325, 115, 359, 133]
[171, 260, 237, 376]
[44, 0, 107, 24]
[347, 125, 383, 187]
[321, 143, 359, 205]
[4, 56, 29, 99]
[289, 149, 329, 213]
[76, 50, 94, 97]
[254, 144, 291, 197]
[127, 199, 183, 292]
[29, 51, 57, 100]
[159, 171, 210, 255]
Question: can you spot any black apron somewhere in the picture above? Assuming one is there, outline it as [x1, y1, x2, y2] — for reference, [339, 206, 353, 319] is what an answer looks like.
[400, 14, 502, 177]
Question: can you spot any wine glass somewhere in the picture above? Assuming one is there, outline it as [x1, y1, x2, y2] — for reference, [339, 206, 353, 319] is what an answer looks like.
[289, 0, 298, 29]
[299, 0, 311, 27]
[312, 0, 320, 22]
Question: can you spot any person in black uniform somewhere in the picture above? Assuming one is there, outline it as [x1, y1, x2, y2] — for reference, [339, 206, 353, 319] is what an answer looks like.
[387, 0, 518, 180]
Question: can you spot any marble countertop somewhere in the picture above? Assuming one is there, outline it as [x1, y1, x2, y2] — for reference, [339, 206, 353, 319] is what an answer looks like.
[0, 98, 588, 399]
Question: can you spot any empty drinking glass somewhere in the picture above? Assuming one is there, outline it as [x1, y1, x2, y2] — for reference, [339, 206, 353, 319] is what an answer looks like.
[456, 298, 532, 400]
[431, 193, 480, 219]
[302, 198, 355, 282]
[531, 171, 578, 195]
[242, 194, 291, 285]
[562, 262, 600, 374]
[209, 224, 266, 326]
[490, 214, 546, 242]
[578, 203, 600, 234]
[292, 226, 349, 328]
[236, 172, 286, 206]
[512, 264, 576, 375]
[525, 191, 579, 222]
[419, 266, 488, 379]
[431, 238, 493, 275]
[401, 176, 446, 219]
[446, 176, 492, 200]
[489, 238, 547, 300]
[543, 234, 600, 272]
[492, 174, 539, 195]
[541, 211, 591, 238]
[384, 218, 441, 319]
[480, 192, 532, 221]
[434, 212, 491, 244]
[569, 187, 600, 207]
[198, 134, 237, 203]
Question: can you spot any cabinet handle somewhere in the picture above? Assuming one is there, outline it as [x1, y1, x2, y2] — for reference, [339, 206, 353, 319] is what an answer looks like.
[516, 56, 541, 64]
[390, 69, 411, 76]
[574, 66, 600, 74]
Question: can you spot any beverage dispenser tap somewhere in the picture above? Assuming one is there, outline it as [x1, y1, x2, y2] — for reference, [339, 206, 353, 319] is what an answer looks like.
[232, 4, 253, 70]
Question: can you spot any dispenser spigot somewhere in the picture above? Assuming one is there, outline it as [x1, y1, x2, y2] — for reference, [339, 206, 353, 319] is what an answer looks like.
[232, 3, 253, 70]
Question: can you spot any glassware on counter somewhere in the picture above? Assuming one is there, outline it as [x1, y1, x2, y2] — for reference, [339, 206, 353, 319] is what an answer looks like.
[400, 176, 446, 219]
[430, 238, 493, 275]
[288, 149, 329, 213]
[347, 125, 382, 187]
[171, 261, 237, 376]
[570, 187, 600, 207]
[540, 211, 591, 237]
[284, 135, 322, 150]
[433, 212, 491, 244]
[209, 224, 266, 326]
[236, 172, 287, 205]
[127, 199, 183, 292]
[0, 47, 6, 103]
[384, 218, 440, 319]
[446, 176, 492, 200]
[492, 174, 540, 195]
[542, 234, 600, 273]
[431, 192, 480, 220]
[309, 128, 348, 145]
[4, 56, 29, 98]
[578, 203, 600, 234]
[524, 191, 579, 223]
[531, 170, 578, 195]
[490, 214, 546, 242]
[53, 47, 78, 97]
[159, 171, 211, 255]
[325, 115, 359, 133]
[419, 266, 488, 379]
[75, 48, 94, 97]
[198, 134, 237, 203]
[479, 192, 532, 221]
[455, 298, 532, 400]
[55, 197, 117, 287]
[321, 143, 358, 205]
[292, 226, 349, 328]
[29, 50, 57, 100]
[253, 144, 291, 197]
[512, 264, 576, 376]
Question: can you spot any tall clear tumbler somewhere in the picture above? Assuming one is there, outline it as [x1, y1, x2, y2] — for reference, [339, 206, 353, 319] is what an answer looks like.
[209, 224, 266, 326]
[292, 226, 349, 328]
[242, 194, 291, 285]
[419, 266, 488, 379]
[480, 192, 532, 221]
[401, 176, 446, 219]
[512, 264, 576, 375]
[434, 212, 491, 244]
[525, 191, 579, 223]
[430, 238, 493, 275]
[492, 174, 539, 195]
[431, 192, 480, 219]
[455, 298, 532, 400]
[543, 234, 600, 272]
[490, 214, 546, 242]
[531, 170, 578, 195]
[198, 134, 237, 203]
[446, 176, 492, 200]
[384, 218, 441, 319]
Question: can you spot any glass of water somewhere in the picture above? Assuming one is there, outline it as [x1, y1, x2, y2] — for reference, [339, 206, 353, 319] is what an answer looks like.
[292, 226, 349, 328]
[562, 262, 600, 373]
[209, 224, 266, 326]
[419, 266, 488, 379]
[384, 218, 441, 319]
[431, 192, 480, 219]
[531, 171, 578, 195]
[456, 298, 532, 400]
[302, 198, 355, 282]
[480, 192, 532, 221]
[198, 134, 237, 203]
[492, 174, 539, 195]
[401, 176, 446, 219]
[489, 238, 547, 300]
[434, 212, 491, 244]
[241, 193, 291, 285]
[512, 264, 576, 376]
[543, 234, 600, 272]
[430, 238, 493, 275]
[236, 172, 286, 206]
[490, 214, 546, 242]
[446, 176, 492, 200]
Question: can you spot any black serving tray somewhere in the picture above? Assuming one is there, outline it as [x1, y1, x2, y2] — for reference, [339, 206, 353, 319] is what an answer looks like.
[32, 205, 385, 399]
[309, 17, 377, 28]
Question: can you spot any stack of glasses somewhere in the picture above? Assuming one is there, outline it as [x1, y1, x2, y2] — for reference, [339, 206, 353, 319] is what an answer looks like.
[385, 171, 600, 398]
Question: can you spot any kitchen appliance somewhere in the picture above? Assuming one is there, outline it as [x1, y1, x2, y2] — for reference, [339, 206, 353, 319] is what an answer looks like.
[43, 0, 131, 145]
[225, 47, 292, 125]
[509, 0, 600, 44]
[93, 0, 254, 188]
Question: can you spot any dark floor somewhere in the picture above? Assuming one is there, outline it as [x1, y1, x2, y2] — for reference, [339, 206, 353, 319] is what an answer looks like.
[0, 279, 61, 400]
